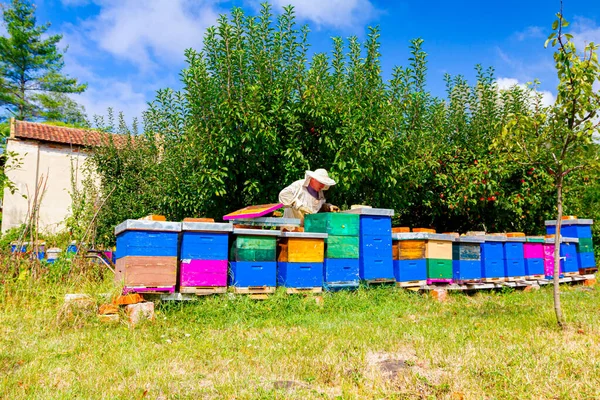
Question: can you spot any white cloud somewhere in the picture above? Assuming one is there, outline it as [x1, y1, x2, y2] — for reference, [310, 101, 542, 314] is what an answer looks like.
[514, 26, 545, 41]
[262, 0, 380, 30]
[497, 77, 556, 107]
[67, 0, 223, 71]
[70, 79, 149, 124]
[570, 16, 600, 51]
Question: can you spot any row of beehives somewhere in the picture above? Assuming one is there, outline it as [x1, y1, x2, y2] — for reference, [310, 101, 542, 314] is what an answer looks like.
[113, 212, 596, 294]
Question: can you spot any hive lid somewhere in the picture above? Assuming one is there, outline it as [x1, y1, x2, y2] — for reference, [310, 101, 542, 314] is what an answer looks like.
[342, 207, 395, 216]
[483, 235, 507, 242]
[526, 236, 545, 243]
[182, 222, 233, 232]
[505, 237, 527, 242]
[454, 236, 485, 243]
[545, 219, 593, 226]
[232, 228, 282, 237]
[392, 232, 455, 241]
[115, 220, 182, 235]
[279, 231, 328, 239]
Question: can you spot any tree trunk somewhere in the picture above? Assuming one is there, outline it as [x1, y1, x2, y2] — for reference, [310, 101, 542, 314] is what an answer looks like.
[553, 176, 566, 329]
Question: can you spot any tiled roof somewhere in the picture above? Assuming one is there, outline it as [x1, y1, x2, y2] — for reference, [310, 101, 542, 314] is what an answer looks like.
[12, 120, 130, 147]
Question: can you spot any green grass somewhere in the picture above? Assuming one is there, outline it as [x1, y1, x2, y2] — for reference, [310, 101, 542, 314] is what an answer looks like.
[1, 277, 600, 399]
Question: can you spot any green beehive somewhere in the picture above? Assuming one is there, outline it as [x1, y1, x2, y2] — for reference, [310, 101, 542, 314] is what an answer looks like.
[426, 259, 453, 279]
[304, 213, 359, 236]
[325, 235, 359, 259]
[230, 235, 277, 261]
[577, 238, 594, 253]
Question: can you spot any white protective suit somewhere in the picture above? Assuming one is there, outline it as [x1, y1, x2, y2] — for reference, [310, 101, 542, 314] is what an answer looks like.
[278, 171, 329, 225]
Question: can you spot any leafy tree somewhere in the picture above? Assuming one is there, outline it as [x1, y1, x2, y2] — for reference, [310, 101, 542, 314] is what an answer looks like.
[0, 0, 86, 120]
[34, 92, 87, 126]
[497, 11, 600, 328]
[89, 3, 561, 247]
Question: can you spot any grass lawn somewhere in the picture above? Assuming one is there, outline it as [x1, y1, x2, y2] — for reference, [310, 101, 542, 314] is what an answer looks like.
[1, 277, 600, 399]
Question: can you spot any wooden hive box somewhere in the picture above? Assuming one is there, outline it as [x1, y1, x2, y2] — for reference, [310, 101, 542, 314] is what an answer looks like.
[425, 240, 453, 260]
[115, 256, 177, 287]
[278, 232, 327, 263]
[114, 220, 181, 289]
[397, 240, 426, 260]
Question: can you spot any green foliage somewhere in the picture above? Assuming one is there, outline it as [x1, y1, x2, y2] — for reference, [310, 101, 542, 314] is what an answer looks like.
[34, 92, 88, 126]
[0, 0, 86, 121]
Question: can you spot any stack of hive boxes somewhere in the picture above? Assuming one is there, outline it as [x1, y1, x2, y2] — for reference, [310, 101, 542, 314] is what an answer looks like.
[452, 235, 483, 283]
[305, 213, 360, 290]
[392, 232, 427, 286]
[424, 233, 454, 284]
[277, 231, 327, 292]
[524, 236, 545, 279]
[114, 220, 181, 294]
[542, 237, 564, 279]
[229, 228, 280, 293]
[343, 208, 394, 283]
[560, 237, 580, 277]
[504, 234, 526, 281]
[179, 221, 233, 295]
[546, 218, 596, 273]
[481, 235, 506, 282]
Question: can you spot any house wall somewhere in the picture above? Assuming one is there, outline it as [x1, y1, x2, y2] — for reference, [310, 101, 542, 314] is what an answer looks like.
[2, 138, 91, 234]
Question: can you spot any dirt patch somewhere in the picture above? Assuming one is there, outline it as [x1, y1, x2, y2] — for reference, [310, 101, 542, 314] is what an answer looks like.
[273, 380, 309, 390]
[365, 348, 446, 386]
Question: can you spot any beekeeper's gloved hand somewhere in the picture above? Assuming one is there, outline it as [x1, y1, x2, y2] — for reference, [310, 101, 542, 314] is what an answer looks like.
[298, 206, 313, 215]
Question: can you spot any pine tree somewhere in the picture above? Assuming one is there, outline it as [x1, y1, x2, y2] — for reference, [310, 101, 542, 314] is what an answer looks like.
[0, 0, 86, 120]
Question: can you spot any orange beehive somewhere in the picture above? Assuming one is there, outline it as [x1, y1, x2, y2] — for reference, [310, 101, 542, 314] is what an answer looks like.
[398, 240, 426, 260]
[392, 227, 410, 233]
[278, 238, 324, 263]
[506, 232, 526, 237]
[392, 243, 399, 260]
[413, 228, 436, 234]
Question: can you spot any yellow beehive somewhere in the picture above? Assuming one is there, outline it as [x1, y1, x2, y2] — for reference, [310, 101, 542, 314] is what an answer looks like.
[392, 243, 399, 260]
[278, 238, 324, 263]
[426, 240, 452, 260]
[392, 227, 411, 233]
[398, 240, 426, 260]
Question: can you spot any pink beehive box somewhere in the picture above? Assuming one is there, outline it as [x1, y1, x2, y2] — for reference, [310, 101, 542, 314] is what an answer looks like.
[543, 243, 563, 277]
[180, 259, 228, 287]
[524, 243, 543, 258]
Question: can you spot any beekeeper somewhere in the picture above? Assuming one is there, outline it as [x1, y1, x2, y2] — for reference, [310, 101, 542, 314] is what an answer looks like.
[278, 168, 340, 225]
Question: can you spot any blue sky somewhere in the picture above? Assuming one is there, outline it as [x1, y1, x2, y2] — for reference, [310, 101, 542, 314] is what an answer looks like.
[3, 0, 600, 123]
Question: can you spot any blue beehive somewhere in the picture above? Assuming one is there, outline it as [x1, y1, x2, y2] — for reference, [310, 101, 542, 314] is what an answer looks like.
[504, 237, 526, 278]
[481, 241, 504, 260]
[229, 261, 277, 287]
[525, 258, 544, 277]
[546, 219, 595, 273]
[323, 258, 360, 288]
[345, 208, 394, 282]
[481, 236, 506, 280]
[453, 260, 482, 280]
[560, 239, 579, 274]
[578, 252, 596, 269]
[277, 262, 323, 288]
[359, 234, 394, 280]
[545, 219, 593, 238]
[394, 259, 427, 282]
[180, 230, 230, 260]
[453, 236, 483, 281]
[116, 229, 179, 258]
